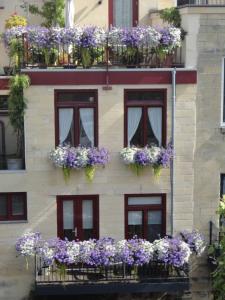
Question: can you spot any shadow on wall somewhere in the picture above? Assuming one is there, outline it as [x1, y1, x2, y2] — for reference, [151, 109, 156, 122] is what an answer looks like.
[74, 3, 101, 24]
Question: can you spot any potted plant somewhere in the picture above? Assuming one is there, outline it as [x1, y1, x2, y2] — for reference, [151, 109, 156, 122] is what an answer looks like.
[7, 74, 30, 170]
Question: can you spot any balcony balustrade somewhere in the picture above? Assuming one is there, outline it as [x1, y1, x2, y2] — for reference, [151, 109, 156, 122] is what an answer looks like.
[35, 256, 189, 295]
[178, 0, 225, 6]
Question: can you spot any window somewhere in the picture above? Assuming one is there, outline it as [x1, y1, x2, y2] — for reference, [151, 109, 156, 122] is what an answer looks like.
[124, 90, 166, 147]
[55, 90, 98, 147]
[221, 174, 225, 197]
[109, 0, 138, 28]
[57, 195, 99, 241]
[0, 95, 25, 170]
[0, 193, 27, 221]
[125, 194, 166, 242]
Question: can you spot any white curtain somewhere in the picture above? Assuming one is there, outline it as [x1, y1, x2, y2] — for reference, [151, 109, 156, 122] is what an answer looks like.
[148, 108, 162, 146]
[128, 211, 142, 225]
[80, 108, 94, 146]
[148, 211, 162, 225]
[113, 0, 133, 28]
[82, 200, 93, 229]
[65, 0, 75, 28]
[128, 107, 142, 146]
[59, 108, 73, 144]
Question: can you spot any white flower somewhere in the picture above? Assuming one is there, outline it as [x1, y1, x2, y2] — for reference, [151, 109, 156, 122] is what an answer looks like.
[120, 147, 137, 164]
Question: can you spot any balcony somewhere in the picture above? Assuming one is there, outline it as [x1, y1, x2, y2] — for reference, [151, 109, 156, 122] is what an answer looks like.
[178, 0, 225, 6]
[35, 258, 189, 296]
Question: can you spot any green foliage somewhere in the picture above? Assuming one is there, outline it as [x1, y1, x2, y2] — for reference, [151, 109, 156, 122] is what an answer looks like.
[8, 74, 30, 157]
[159, 7, 181, 28]
[29, 0, 65, 28]
[212, 236, 225, 300]
[8, 38, 24, 70]
[159, 7, 186, 40]
[217, 196, 225, 218]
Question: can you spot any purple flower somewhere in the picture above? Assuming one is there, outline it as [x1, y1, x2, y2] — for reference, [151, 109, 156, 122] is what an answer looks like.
[134, 149, 151, 166]
[87, 147, 109, 166]
[157, 143, 173, 168]
[16, 232, 41, 256]
[180, 230, 205, 256]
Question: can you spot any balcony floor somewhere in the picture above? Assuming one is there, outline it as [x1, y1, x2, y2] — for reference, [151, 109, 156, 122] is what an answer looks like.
[36, 278, 189, 295]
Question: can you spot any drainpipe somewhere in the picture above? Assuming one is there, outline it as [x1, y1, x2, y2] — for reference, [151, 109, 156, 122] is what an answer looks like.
[171, 68, 176, 236]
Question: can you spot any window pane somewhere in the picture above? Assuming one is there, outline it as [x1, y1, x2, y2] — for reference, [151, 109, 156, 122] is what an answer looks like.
[147, 107, 162, 147]
[57, 91, 95, 103]
[147, 211, 162, 242]
[12, 194, 25, 216]
[63, 201, 74, 230]
[221, 175, 225, 197]
[0, 96, 8, 111]
[113, 0, 133, 28]
[79, 108, 94, 147]
[128, 107, 143, 147]
[128, 211, 143, 238]
[128, 196, 162, 206]
[0, 195, 7, 217]
[82, 200, 94, 240]
[59, 108, 74, 145]
[127, 91, 164, 102]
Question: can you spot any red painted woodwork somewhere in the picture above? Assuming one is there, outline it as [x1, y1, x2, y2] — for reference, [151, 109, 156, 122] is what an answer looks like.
[124, 194, 166, 240]
[0, 78, 9, 90]
[124, 89, 167, 147]
[57, 195, 99, 240]
[0, 192, 27, 221]
[23, 70, 197, 86]
[108, 0, 139, 27]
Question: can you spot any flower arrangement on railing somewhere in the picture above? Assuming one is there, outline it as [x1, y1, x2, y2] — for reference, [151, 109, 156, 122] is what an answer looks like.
[49, 145, 109, 182]
[16, 230, 205, 271]
[180, 230, 206, 256]
[120, 144, 173, 177]
[2, 25, 181, 68]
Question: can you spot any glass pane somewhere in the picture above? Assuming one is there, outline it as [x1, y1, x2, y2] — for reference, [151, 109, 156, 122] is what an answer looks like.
[63, 201, 74, 229]
[79, 108, 94, 147]
[221, 175, 225, 196]
[147, 107, 162, 147]
[128, 196, 162, 206]
[59, 108, 74, 145]
[113, 0, 133, 28]
[82, 200, 93, 229]
[0, 96, 8, 110]
[12, 194, 24, 216]
[57, 91, 95, 103]
[128, 108, 143, 147]
[127, 91, 164, 102]
[128, 211, 143, 238]
[82, 200, 94, 240]
[0, 195, 7, 217]
[147, 211, 162, 242]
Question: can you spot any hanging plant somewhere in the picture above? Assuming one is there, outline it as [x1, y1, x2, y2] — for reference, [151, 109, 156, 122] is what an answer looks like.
[49, 145, 109, 182]
[120, 144, 173, 177]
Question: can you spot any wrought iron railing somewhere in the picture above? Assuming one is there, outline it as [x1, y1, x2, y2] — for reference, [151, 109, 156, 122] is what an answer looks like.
[178, 0, 225, 6]
[36, 257, 189, 284]
[19, 36, 183, 70]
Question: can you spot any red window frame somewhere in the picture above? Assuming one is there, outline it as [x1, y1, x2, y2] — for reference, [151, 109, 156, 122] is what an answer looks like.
[108, 0, 139, 28]
[0, 192, 27, 221]
[124, 89, 167, 147]
[54, 90, 98, 147]
[125, 194, 166, 240]
[57, 195, 99, 240]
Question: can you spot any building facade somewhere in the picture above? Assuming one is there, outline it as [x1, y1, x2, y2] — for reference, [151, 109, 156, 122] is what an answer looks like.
[0, 0, 223, 299]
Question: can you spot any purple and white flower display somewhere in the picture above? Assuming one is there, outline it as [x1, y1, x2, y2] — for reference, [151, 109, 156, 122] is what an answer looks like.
[120, 144, 173, 177]
[180, 230, 205, 256]
[15, 231, 41, 257]
[49, 145, 109, 182]
[16, 230, 204, 270]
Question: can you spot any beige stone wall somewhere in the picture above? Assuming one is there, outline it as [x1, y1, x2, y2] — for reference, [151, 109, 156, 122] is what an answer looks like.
[0, 78, 196, 299]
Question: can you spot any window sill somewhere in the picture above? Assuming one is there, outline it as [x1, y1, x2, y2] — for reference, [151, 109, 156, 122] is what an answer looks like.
[0, 170, 27, 174]
[0, 220, 28, 224]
